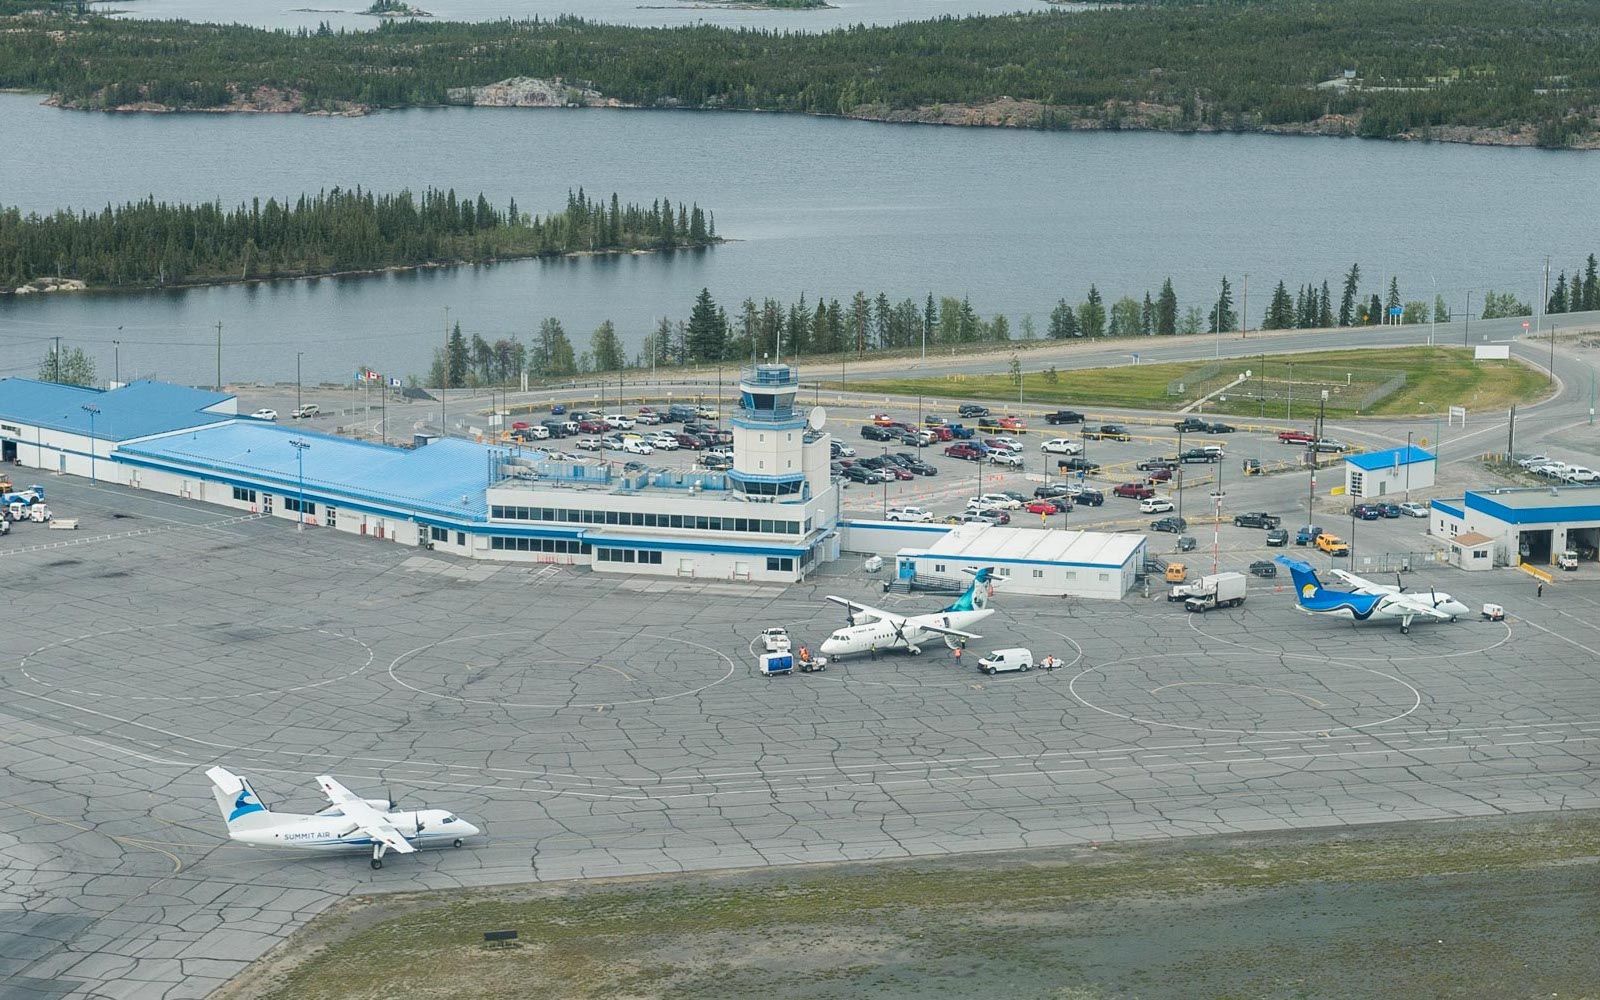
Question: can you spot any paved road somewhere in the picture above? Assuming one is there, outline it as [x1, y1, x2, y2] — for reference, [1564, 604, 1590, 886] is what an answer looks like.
[6, 477, 1600, 998]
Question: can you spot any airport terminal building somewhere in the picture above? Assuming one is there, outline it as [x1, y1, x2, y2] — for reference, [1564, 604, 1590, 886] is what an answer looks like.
[0, 367, 842, 583]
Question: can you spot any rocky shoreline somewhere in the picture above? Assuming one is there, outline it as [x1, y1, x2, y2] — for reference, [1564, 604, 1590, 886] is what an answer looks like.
[38, 83, 1600, 150]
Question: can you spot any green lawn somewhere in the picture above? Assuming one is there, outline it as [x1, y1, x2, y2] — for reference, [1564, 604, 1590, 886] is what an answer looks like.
[839, 348, 1550, 419]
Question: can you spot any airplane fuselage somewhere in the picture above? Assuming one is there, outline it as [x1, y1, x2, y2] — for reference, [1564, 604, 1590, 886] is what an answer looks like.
[820, 608, 992, 657]
[228, 807, 468, 851]
[1294, 592, 1461, 626]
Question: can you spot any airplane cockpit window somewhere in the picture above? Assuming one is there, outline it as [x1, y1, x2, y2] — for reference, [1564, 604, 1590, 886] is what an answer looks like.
[830, 632, 848, 642]
[442, 816, 456, 824]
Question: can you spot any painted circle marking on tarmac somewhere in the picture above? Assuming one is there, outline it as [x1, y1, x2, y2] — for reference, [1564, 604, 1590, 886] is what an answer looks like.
[1184, 611, 1514, 662]
[1068, 654, 1423, 736]
[386, 629, 735, 709]
[17, 623, 373, 702]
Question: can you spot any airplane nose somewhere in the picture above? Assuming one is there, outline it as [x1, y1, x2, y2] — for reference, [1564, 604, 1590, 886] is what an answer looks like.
[820, 640, 839, 654]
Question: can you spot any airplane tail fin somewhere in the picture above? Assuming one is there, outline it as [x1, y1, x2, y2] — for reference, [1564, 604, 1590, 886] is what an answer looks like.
[206, 766, 275, 832]
[1276, 556, 1323, 605]
[943, 567, 997, 613]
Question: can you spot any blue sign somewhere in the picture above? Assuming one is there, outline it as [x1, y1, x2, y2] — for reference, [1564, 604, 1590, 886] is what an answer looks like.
[1388, 306, 1403, 317]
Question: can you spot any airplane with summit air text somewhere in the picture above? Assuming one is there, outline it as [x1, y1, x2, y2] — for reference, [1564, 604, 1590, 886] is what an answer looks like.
[207, 766, 480, 869]
[819, 567, 999, 658]
[1276, 556, 1470, 634]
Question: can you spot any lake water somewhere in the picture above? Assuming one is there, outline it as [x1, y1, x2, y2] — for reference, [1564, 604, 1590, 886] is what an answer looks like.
[1, 93, 1595, 385]
[90, 0, 1063, 32]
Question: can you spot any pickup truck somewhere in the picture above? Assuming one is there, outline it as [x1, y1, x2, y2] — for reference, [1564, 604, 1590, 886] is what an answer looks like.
[1045, 410, 1085, 424]
[1315, 532, 1350, 556]
[1180, 449, 1220, 463]
[1278, 429, 1315, 444]
[1232, 511, 1281, 529]
[1174, 417, 1209, 432]
[759, 627, 792, 653]
[1084, 424, 1131, 442]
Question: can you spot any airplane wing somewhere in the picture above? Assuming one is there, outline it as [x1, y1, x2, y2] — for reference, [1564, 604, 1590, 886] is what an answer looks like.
[825, 595, 894, 624]
[1393, 596, 1454, 621]
[914, 620, 982, 641]
[1328, 568, 1398, 595]
[316, 776, 416, 854]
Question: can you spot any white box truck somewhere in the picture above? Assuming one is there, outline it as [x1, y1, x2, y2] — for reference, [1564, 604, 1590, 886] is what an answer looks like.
[1178, 572, 1247, 612]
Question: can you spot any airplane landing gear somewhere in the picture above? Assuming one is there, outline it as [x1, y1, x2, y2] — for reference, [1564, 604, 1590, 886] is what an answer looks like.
[372, 842, 387, 869]
[453, 838, 464, 848]
[1400, 625, 1411, 635]
[371, 857, 383, 869]
[907, 645, 922, 656]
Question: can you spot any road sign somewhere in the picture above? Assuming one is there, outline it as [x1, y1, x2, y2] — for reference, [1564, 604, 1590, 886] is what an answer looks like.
[1388, 306, 1403, 317]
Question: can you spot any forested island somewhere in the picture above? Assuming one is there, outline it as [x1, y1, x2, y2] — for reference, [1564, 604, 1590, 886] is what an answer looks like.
[0, 189, 719, 293]
[1, 0, 1599, 145]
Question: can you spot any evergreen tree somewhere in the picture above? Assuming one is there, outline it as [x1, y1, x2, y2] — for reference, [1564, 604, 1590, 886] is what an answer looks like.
[923, 293, 937, 346]
[1586, 254, 1599, 310]
[1264, 280, 1294, 329]
[1549, 273, 1568, 314]
[1208, 276, 1236, 333]
[1156, 278, 1177, 335]
[1293, 284, 1309, 328]
[1385, 276, 1401, 322]
[849, 291, 871, 354]
[446, 320, 468, 387]
[1179, 306, 1203, 335]
[685, 287, 726, 361]
[1339, 263, 1361, 326]
[1318, 281, 1334, 327]
[1079, 285, 1106, 337]
[535, 317, 576, 376]
[590, 319, 624, 371]
[1366, 292, 1383, 325]
[1140, 292, 1154, 336]
[989, 313, 1011, 341]
[1048, 299, 1079, 339]
[1434, 294, 1450, 323]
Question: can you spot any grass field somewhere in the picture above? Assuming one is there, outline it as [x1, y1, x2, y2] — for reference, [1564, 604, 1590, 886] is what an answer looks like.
[221, 812, 1600, 1000]
[839, 348, 1551, 419]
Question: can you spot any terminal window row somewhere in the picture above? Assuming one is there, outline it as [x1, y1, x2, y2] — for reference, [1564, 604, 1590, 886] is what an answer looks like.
[283, 497, 315, 515]
[491, 505, 802, 535]
[767, 557, 795, 572]
[232, 487, 257, 503]
[596, 548, 664, 565]
[489, 537, 591, 554]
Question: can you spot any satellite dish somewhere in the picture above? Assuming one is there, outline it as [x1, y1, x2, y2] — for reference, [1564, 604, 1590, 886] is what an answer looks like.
[808, 406, 826, 431]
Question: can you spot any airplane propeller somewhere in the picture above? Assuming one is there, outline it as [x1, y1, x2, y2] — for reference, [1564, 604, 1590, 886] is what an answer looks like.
[889, 618, 910, 646]
[1394, 573, 1407, 594]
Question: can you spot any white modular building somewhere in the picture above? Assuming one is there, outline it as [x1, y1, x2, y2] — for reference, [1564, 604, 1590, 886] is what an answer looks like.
[1430, 487, 1600, 569]
[1344, 445, 1435, 499]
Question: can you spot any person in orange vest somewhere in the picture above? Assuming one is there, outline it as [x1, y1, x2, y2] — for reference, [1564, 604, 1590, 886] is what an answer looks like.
[797, 644, 811, 666]
[952, 644, 963, 664]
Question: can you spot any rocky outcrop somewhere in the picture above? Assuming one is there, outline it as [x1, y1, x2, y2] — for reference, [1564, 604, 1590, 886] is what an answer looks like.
[446, 77, 625, 109]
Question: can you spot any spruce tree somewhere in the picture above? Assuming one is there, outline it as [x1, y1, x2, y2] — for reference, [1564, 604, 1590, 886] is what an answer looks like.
[1318, 281, 1334, 327]
[1080, 285, 1106, 337]
[1586, 254, 1599, 310]
[446, 321, 468, 387]
[1339, 263, 1361, 326]
[1208, 276, 1236, 333]
[1156, 278, 1178, 335]
[1140, 292, 1154, 335]
[1549, 273, 1568, 314]
[686, 287, 725, 361]
[1265, 280, 1293, 329]
[1385, 276, 1401, 321]
[1048, 299, 1079, 339]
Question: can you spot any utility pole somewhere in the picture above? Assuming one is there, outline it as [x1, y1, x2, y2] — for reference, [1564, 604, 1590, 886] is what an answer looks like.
[1463, 291, 1472, 347]
[1508, 404, 1516, 459]
[52, 336, 61, 382]
[1307, 393, 1326, 521]
[296, 352, 304, 419]
[441, 306, 450, 434]
[1539, 256, 1550, 335]
[114, 326, 122, 385]
[215, 321, 223, 391]
[1549, 323, 1558, 377]
[1240, 273, 1249, 340]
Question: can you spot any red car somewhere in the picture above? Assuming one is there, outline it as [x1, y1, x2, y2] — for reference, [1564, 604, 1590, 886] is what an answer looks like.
[1145, 468, 1173, 483]
[871, 412, 896, 426]
[996, 416, 1026, 431]
[577, 418, 607, 433]
[945, 444, 984, 461]
[887, 466, 914, 481]
[932, 426, 954, 441]
[1278, 429, 1315, 444]
[1113, 482, 1156, 499]
[1025, 499, 1063, 515]
[675, 433, 706, 449]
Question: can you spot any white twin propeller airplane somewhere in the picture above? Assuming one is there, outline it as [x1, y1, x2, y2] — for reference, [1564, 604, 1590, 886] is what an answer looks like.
[1277, 558, 1473, 634]
[207, 766, 480, 870]
[819, 567, 999, 659]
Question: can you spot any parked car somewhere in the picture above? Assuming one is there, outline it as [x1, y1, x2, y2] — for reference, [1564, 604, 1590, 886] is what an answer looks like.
[861, 425, 895, 442]
[994, 415, 1026, 431]
[870, 411, 896, 426]
[1140, 497, 1175, 513]
[989, 451, 1025, 469]
[1023, 499, 1060, 515]
[604, 413, 635, 430]
[1295, 524, 1323, 546]
[977, 648, 1033, 675]
[622, 439, 654, 455]
[844, 465, 877, 484]
[1150, 515, 1187, 533]
[1557, 549, 1580, 571]
[1137, 458, 1179, 472]
[1174, 416, 1209, 432]
[1205, 421, 1235, 434]
[885, 506, 933, 522]
[1113, 482, 1156, 499]
[1232, 512, 1281, 529]
[900, 429, 936, 447]
[958, 403, 991, 418]
[251, 408, 279, 421]
[1377, 503, 1402, 518]
[674, 433, 706, 450]
[1057, 457, 1100, 473]
[905, 460, 938, 476]
[575, 437, 602, 451]
[1350, 503, 1383, 520]
[1035, 483, 1073, 500]
[947, 424, 976, 440]
[1181, 449, 1220, 464]
[1041, 438, 1083, 455]
[945, 443, 985, 461]
[1265, 528, 1290, 547]
[700, 453, 734, 471]
[635, 411, 663, 425]
[831, 442, 857, 458]
[1315, 532, 1350, 556]
[600, 434, 625, 450]
[1145, 468, 1174, 483]
[1249, 560, 1277, 578]
[291, 404, 319, 419]
[649, 433, 679, 450]
[976, 509, 1011, 526]
[1397, 502, 1429, 518]
[1085, 423, 1131, 442]
[577, 418, 607, 433]
[1312, 438, 1346, 453]
[1045, 410, 1085, 424]
[550, 403, 567, 415]
[1278, 429, 1314, 444]
[970, 493, 1024, 510]
[1070, 487, 1105, 506]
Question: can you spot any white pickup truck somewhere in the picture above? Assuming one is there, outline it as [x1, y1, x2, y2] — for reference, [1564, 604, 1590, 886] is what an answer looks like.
[758, 627, 792, 653]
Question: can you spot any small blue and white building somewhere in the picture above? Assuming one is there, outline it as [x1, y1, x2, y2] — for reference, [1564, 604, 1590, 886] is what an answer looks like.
[1430, 487, 1600, 569]
[1344, 444, 1435, 499]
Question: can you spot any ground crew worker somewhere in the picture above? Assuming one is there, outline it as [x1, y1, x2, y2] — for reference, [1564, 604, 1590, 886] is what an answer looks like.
[798, 645, 810, 665]
[870, 642, 878, 661]
[953, 645, 963, 664]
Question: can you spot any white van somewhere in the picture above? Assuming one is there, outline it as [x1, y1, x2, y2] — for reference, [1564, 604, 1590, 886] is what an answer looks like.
[623, 439, 654, 455]
[977, 647, 1033, 675]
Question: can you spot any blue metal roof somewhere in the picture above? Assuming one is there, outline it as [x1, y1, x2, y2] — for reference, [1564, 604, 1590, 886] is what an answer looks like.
[0, 378, 234, 441]
[1345, 445, 1435, 472]
[1465, 488, 1600, 526]
[115, 423, 498, 521]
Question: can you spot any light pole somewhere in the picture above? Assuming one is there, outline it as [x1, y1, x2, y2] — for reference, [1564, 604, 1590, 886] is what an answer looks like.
[1404, 430, 1413, 501]
[441, 305, 450, 434]
[113, 328, 121, 385]
[80, 404, 99, 483]
[296, 351, 304, 420]
[1350, 510, 1357, 566]
[1428, 275, 1436, 347]
[289, 439, 310, 529]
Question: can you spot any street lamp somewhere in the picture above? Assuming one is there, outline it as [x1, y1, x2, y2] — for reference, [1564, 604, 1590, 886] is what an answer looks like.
[289, 438, 310, 529]
[1404, 430, 1413, 500]
[80, 404, 99, 483]
[296, 351, 304, 419]
[113, 329, 121, 385]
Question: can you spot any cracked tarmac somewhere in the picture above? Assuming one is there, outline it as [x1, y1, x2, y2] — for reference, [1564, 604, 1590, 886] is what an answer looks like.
[4, 479, 1600, 999]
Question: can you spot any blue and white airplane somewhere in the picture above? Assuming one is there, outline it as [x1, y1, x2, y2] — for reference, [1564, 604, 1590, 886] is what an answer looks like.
[820, 568, 999, 658]
[1276, 557, 1470, 634]
[207, 766, 480, 870]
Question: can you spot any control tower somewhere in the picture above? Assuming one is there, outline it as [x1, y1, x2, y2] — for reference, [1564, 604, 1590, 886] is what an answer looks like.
[729, 364, 828, 499]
